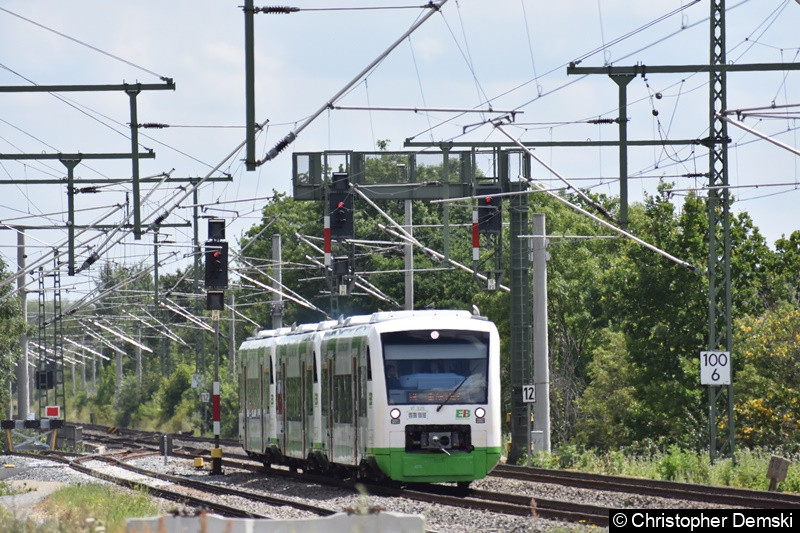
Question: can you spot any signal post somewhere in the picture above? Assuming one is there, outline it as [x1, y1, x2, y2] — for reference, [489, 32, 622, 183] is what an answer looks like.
[205, 219, 227, 475]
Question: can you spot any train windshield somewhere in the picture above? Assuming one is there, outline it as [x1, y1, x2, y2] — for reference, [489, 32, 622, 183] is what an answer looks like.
[381, 329, 489, 405]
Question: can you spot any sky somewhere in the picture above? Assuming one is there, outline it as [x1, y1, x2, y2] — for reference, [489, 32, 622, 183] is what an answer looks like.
[1, 0, 800, 305]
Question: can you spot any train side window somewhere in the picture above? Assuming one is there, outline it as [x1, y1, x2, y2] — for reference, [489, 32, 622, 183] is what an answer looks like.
[269, 356, 274, 384]
[366, 348, 372, 381]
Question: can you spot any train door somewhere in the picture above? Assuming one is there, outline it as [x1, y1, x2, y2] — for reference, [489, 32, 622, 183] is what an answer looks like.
[352, 354, 359, 465]
[261, 346, 271, 453]
[278, 360, 286, 454]
[240, 357, 248, 448]
[259, 363, 265, 452]
[327, 355, 334, 462]
[244, 355, 262, 453]
[359, 343, 369, 458]
[267, 352, 276, 449]
[304, 350, 314, 458]
[300, 360, 307, 459]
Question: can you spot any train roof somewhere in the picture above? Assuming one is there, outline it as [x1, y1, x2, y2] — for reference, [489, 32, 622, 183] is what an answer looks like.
[245, 309, 487, 341]
[368, 310, 473, 323]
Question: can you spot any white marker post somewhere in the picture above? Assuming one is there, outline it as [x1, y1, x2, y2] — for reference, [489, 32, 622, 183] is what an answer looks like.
[522, 385, 535, 466]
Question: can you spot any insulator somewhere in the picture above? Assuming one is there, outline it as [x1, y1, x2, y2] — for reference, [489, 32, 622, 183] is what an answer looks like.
[256, 6, 299, 14]
[263, 132, 297, 162]
[80, 252, 99, 271]
[140, 123, 168, 129]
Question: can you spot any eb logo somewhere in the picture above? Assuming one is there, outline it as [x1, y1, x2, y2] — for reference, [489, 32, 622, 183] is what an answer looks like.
[455, 409, 471, 418]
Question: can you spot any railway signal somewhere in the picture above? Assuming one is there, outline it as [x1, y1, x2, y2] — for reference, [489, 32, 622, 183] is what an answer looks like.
[329, 191, 353, 239]
[204, 241, 228, 289]
[203, 218, 227, 475]
[476, 187, 502, 234]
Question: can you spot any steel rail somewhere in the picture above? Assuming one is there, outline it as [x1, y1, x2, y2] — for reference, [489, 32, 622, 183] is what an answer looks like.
[491, 464, 800, 509]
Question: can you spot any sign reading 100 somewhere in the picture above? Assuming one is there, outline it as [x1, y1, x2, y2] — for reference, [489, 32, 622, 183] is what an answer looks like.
[699, 351, 731, 385]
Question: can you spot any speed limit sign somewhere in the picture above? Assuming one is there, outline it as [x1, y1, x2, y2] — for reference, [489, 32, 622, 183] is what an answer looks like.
[700, 351, 731, 385]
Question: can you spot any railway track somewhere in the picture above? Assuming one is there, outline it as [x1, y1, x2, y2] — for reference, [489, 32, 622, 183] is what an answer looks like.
[366, 480, 609, 526]
[80, 428, 609, 525]
[11, 450, 336, 519]
[491, 463, 800, 509]
[77, 424, 800, 526]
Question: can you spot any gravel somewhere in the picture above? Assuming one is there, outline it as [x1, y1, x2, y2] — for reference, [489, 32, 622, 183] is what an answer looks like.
[2, 449, 743, 532]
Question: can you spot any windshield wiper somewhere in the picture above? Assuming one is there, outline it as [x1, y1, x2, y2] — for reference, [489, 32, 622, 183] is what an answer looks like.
[436, 375, 468, 412]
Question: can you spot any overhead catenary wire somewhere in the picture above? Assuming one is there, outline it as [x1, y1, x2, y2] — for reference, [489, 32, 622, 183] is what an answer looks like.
[0, 7, 171, 81]
[258, 0, 449, 163]
[29, 342, 81, 366]
[294, 233, 401, 307]
[63, 336, 111, 361]
[56, 251, 177, 319]
[405, 0, 705, 143]
[237, 254, 327, 312]
[236, 269, 328, 317]
[88, 319, 154, 353]
[0, 203, 126, 297]
[81, 328, 126, 355]
[161, 298, 215, 333]
[493, 123, 699, 273]
[4, 0, 792, 334]
[347, 182, 511, 291]
[719, 113, 800, 158]
[126, 310, 191, 348]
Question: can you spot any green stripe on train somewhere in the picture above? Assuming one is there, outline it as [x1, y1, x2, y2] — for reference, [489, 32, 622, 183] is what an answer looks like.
[367, 447, 502, 482]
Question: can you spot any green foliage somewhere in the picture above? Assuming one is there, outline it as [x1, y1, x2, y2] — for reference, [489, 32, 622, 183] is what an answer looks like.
[527, 447, 799, 493]
[114, 372, 162, 428]
[220, 370, 239, 437]
[769, 230, 800, 305]
[656, 444, 711, 483]
[0, 480, 19, 496]
[594, 190, 708, 447]
[0, 257, 25, 415]
[574, 329, 636, 448]
[734, 302, 800, 453]
[156, 362, 194, 423]
[0, 483, 159, 532]
[43, 483, 158, 532]
[29, 150, 800, 459]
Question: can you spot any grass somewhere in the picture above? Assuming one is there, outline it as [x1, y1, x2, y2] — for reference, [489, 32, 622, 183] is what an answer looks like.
[524, 445, 800, 493]
[0, 483, 160, 533]
[1, 480, 16, 497]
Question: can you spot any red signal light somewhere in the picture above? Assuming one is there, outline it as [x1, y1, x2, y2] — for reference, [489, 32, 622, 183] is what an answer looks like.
[485, 197, 493, 203]
[213, 251, 221, 258]
[337, 202, 345, 208]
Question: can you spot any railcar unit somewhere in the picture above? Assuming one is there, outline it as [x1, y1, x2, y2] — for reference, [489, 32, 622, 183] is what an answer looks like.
[238, 309, 501, 484]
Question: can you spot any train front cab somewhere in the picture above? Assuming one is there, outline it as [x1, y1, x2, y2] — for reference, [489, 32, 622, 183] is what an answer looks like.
[368, 316, 502, 484]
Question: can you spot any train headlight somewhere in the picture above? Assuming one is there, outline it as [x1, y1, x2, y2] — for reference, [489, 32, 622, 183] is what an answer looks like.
[475, 407, 486, 420]
[390, 408, 401, 421]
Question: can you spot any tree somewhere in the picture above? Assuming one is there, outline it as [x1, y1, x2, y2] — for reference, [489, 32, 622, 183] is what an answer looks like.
[574, 329, 636, 448]
[734, 302, 800, 453]
[0, 258, 25, 415]
[596, 189, 708, 447]
[768, 230, 800, 306]
[527, 190, 620, 443]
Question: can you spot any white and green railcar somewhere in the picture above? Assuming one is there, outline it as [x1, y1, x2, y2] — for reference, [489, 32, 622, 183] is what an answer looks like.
[239, 309, 501, 484]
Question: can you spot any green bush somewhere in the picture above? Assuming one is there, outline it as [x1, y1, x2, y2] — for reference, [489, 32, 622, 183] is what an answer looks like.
[656, 445, 710, 484]
[519, 446, 800, 493]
